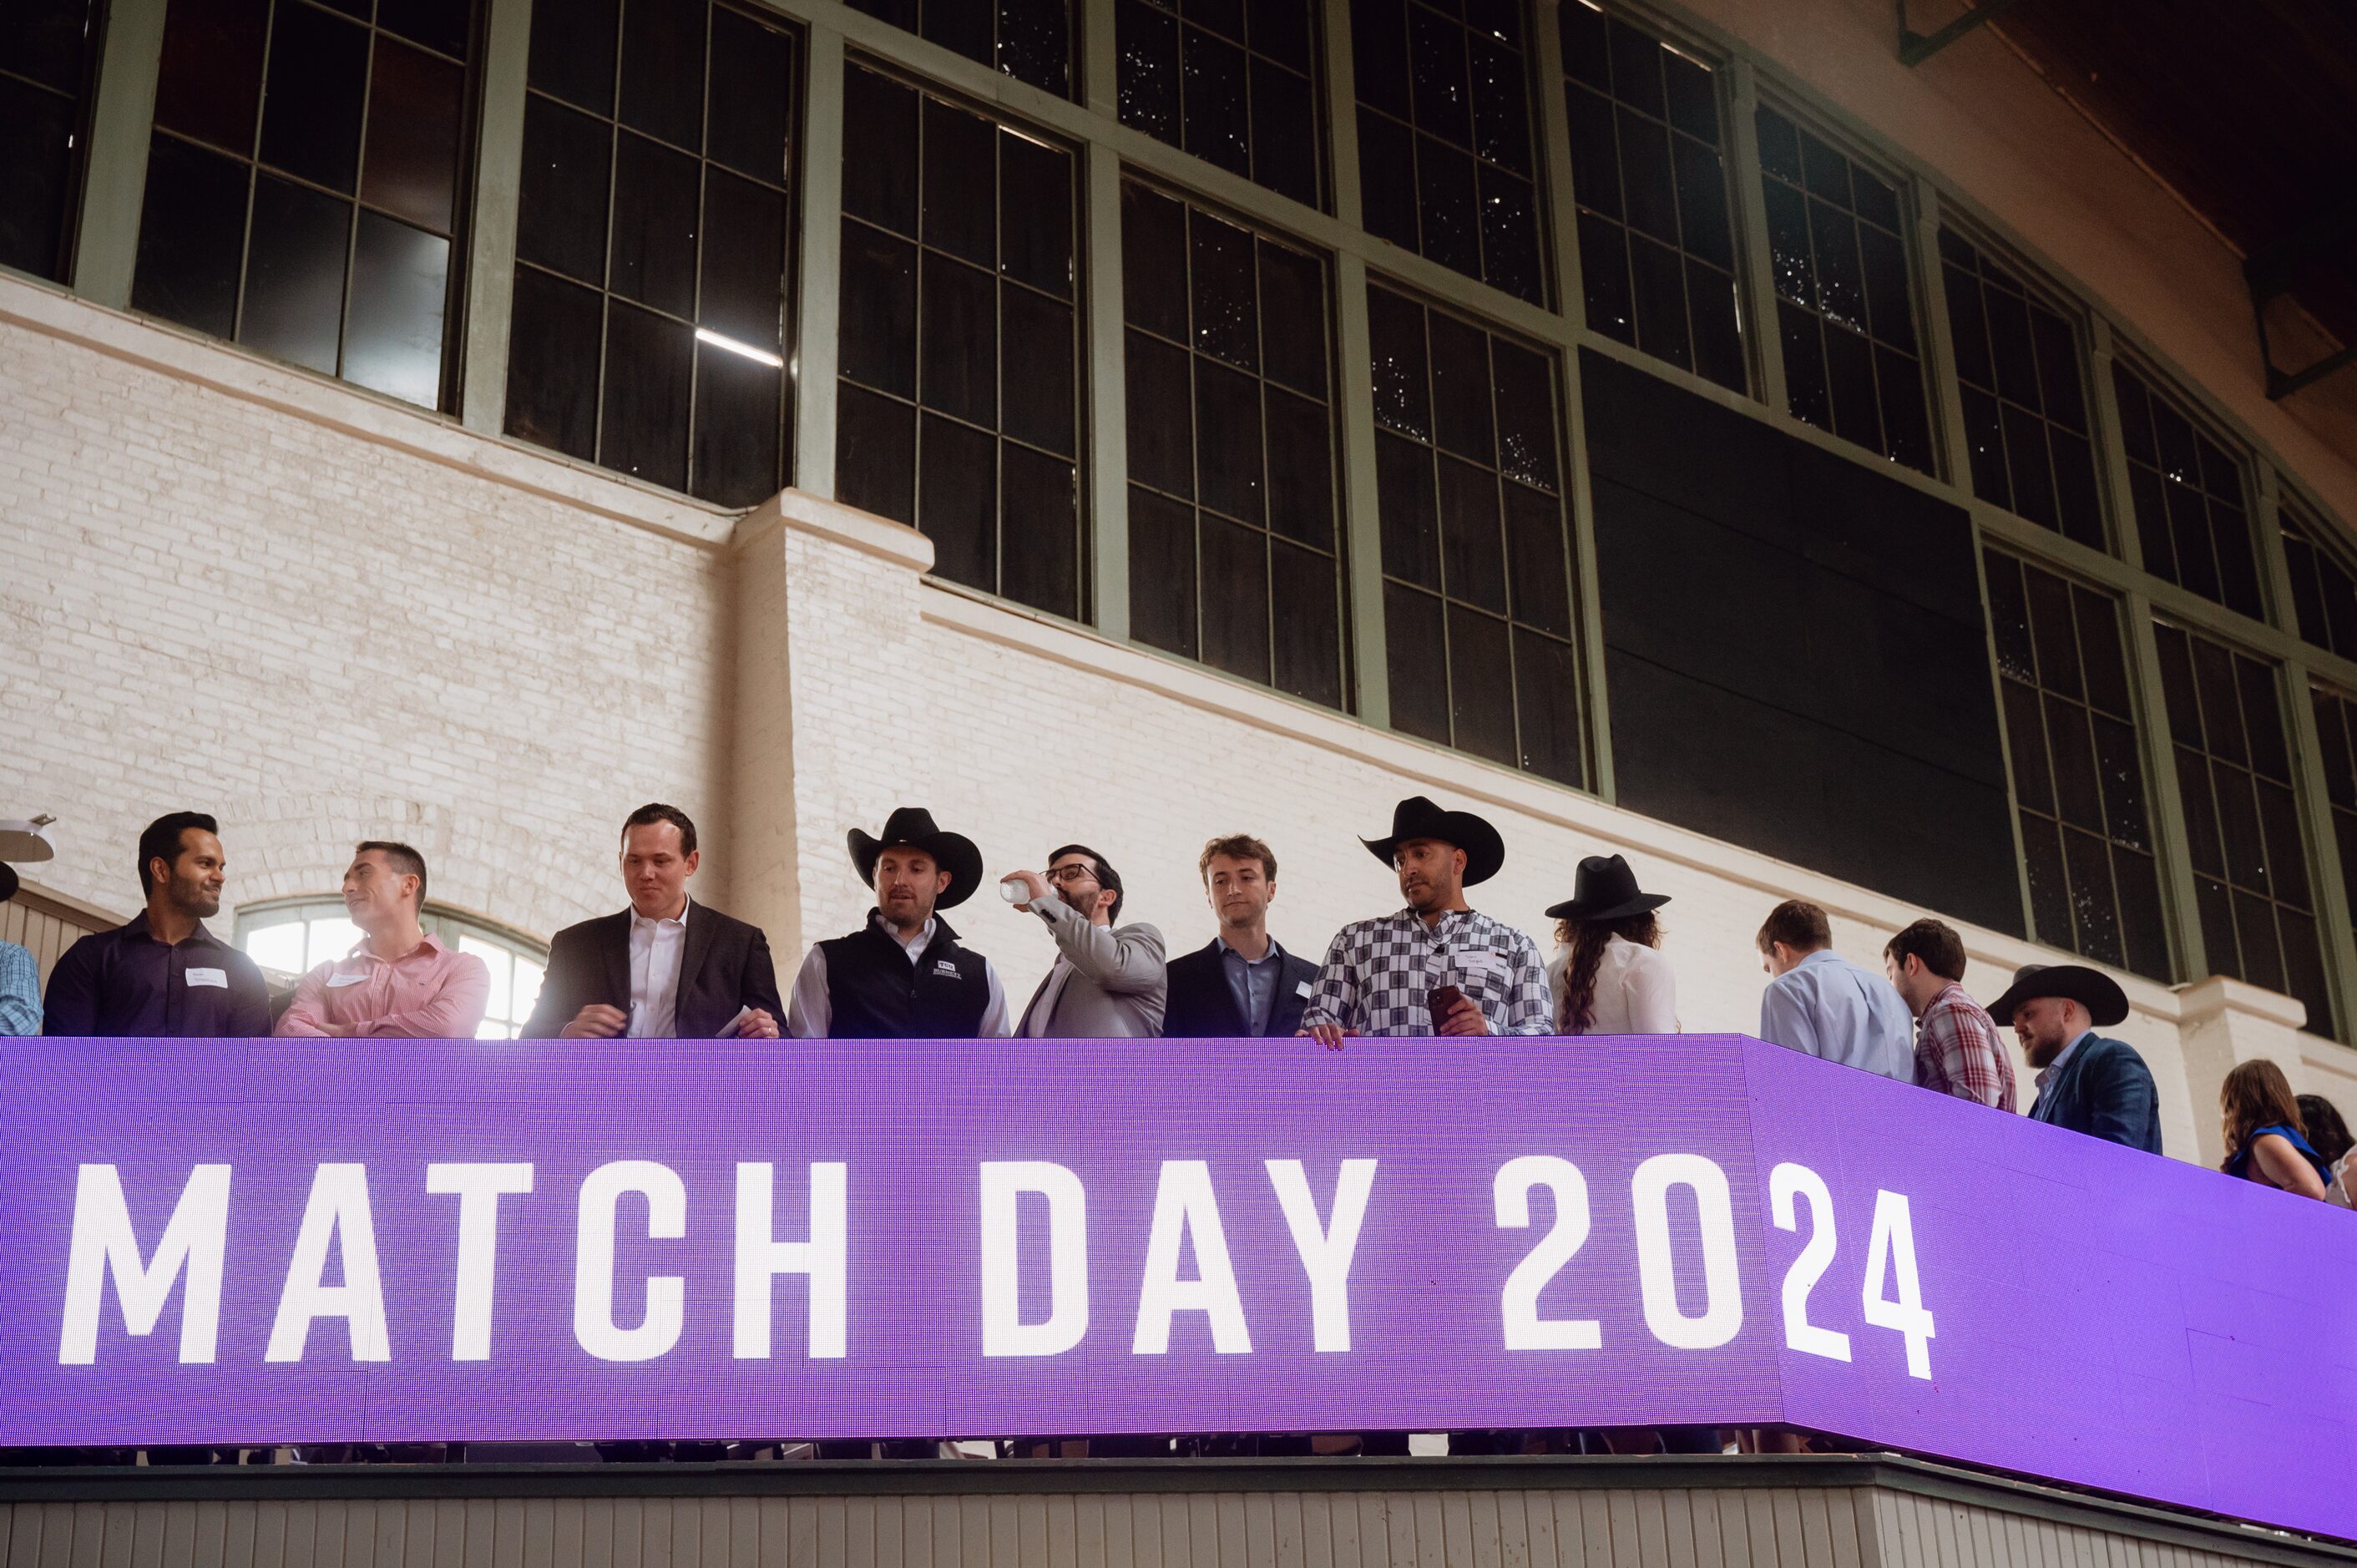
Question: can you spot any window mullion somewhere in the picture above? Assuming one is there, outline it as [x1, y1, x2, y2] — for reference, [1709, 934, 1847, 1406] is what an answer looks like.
[1722, 58, 1784, 412]
[792, 22, 847, 495]
[1333, 249, 1388, 728]
[2085, 316, 2147, 575]
[1909, 180, 1971, 493]
[458, 0, 534, 430]
[2122, 589, 2208, 981]
[1078, 0, 1118, 118]
[1973, 539, 2039, 943]
[1083, 139, 1127, 639]
[1319, 0, 1363, 230]
[2282, 650, 2357, 1039]
[69, 0, 169, 308]
[1529, 0, 1586, 336]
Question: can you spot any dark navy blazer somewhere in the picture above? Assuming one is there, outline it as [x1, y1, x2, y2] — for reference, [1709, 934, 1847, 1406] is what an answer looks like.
[1162, 938, 1320, 1038]
[2027, 1031, 2162, 1153]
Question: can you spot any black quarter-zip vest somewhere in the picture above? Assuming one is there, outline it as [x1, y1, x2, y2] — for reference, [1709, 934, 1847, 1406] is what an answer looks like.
[818, 912, 991, 1039]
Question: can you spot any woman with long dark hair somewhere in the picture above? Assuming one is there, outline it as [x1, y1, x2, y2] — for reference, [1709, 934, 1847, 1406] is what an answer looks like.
[1544, 854, 1677, 1035]
[2219, 1060, 2331, 1199]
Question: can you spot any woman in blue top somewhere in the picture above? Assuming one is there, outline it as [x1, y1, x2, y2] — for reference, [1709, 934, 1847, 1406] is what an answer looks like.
[2219, 1060, 2331, 1200]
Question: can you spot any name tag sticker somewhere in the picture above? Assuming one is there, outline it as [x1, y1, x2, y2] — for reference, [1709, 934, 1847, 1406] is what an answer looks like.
[326, 971, 368, 988]
[934, 961, 961, 977]
[185, 968, 228, 989]
[1295, 980, 1313, 997]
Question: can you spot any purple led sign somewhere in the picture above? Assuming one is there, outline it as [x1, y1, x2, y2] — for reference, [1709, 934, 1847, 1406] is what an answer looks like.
[2, 1036, 2352, 1540]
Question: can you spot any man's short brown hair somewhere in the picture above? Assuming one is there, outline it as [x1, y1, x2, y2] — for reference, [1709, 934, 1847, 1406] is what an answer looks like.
[1757, 899, 1831, 955]
[355, 840, 428, 911]
[1199, 833, 1277, 884]
[1884, 918, 1965, 983]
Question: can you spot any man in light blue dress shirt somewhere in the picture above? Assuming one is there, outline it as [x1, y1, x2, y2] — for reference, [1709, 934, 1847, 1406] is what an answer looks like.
[1755, 898, 1913, 1081]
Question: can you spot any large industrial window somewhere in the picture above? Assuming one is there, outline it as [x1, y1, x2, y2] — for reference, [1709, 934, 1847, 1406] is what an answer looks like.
[131, 0, 479, 411]
[1941, 228, 2102, 551]
[1753, 104, 1931, 472]
[2281, 503, 2357, 663]
[1985, 550, 2167, 979]
[1369, 283, 1581, 787]
[1348, 0, 1545, 306]
[2154, 620, 2333, 1035]
[1122, 182, 1343, 709]
[0, 0, 99, 282]
[2112, 362, 2262, 620]
[504, 0, 798, 507]
[847, 0, 1072, 99]
[1116, 0, 1322, 211]
[1559, 6, 1742, 394]
[835, 63, 1083, 620]
[2306, 682, 2357, 1039]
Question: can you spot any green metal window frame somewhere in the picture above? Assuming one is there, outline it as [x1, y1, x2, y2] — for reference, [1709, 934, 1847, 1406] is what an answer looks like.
[55, 0, 2357, 1042]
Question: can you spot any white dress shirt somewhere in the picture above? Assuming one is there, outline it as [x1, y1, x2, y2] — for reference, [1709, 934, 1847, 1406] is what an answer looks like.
[1545, 934, 1680, 1034]
[786, 914, 1009, 1039]
[1758, 947, 1914, 1080]
[626, 899, 690, 1038]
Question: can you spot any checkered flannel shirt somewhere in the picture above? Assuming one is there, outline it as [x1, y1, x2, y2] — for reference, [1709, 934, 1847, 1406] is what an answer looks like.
[1302, 908, 1554, 1036]
[1913, 981, 2016, 1110]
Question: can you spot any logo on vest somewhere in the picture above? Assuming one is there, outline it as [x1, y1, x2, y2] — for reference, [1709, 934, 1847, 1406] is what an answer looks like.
[933, 960, 961, 977]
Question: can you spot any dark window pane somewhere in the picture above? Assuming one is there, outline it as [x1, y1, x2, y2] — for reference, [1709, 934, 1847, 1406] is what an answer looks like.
[1376, 430, 1437, 589]
[1823, 323, 1879, 451]
[1672, 135, 1732, 271]
[1477, 168, 1541, 305]
[517, 95, 612, 284]
[1194, 358, 1264, 524]
[699, 168, 787, 350]
[2046, 696, 2102, 832]
[132, 134, 249, 337]
[1000, 286, 1075, 458]
[1250, 55, 1319, 209]
[0, 78, 73, 279]
[1129, 485, 1198, 657]
[708, 8, 794, 184]
[2090, 711, 2146, 847]
[998, 0, 1071, 95]
[1356, 109, 1418, 251]
[503, 264, 601, 459]
[1272, 539, 1343, 709]
[1427, 311, 1493, 463]
[2021, 814, 2069, 948]
[240, 175, 351, 376]
[1182, 31, 1250, 176]
[2030, 304, 2085, 429]
[999, 131, 1073, 298]
[1984, 285, 2038, 409]
[362, 39, 463, 234]
[2002, 404, 2058, 531]
[259, 2, 367, 193]
[915, 0, 989, 66]
[1985, 553, 2032, 680]
[378, 0, 470, 60]
[1761, 178, 1812, 307]
[2115, 850, 2169, 982]
[618, 0, 704, 150]
[1856, 223, 1911, 352]
[2062, 828, 2122, 969]
[528, 0, 616, 112]
[1252, 0, 1312, 71]
[2001, 680, 2053, 817]
[1468, 35, 1530, 175]
[1490, 340, 1556, 492]
[1850, 165, 1900, 232]
[1565, 83, 1619, 221]
[1663, 51, 1716, 144]
[837, 382, 918, 524]
[1189, 209, 1257, 370]
[1617, 105, 1676, 246]
[1514, 630, 1583, 786]
[1754, 104, 1799, 181]
[1000, 442, 1079, 617]
[2213, 507, 2263, 621]
[1960, 384, 2008, 508]
[838, 223, 916, 397]
[1779, 301, 1828, 430]
[1945, 265, 1992, 391]
[2280, 910, 2332, 1038]
[1579, 216, 1633, 345]
[2166, 480, 2221, 604]
[1124, 328, 1194, 498]
[1120, 179, 1188, 341]
[1385, 583, 1449, 744]
[1628, 234, 1689, 372]
[344, 210, 448, 407]
[922, 97, 996, 267]
[1263, 388, 1334, 551]
[1605, 18, 1662, 120]
[1407, 6, 1470, 144]
[692, 336, 785, 506]
[1810, 201, 1863, 331]
[1437, 455, 1505, 614]
[1447, 604, 1515, 766]
[2, 0, 87, 90]
[1199, 512, 1272, 683]
[1504, 483, 1570, 636]
[1117, 0, 1180, 142]
[918, 412, 994, 588]
[1257, 240, 1327, 397]
[599, 300, 693, 488]
[1414, 135, 1479, 279]
[2239, 655, 2289, 780]
[1559, 0, 1608, 94]
[842, 67, 918, 235]
[918, 250, 997, 427]
[2234, 889, 2284, 994]
[2258, 781, 2307, 906]
[1351, 0, 1409, 117]
[2193, 874, 2238, 979]
[2075, 585, 2132, 718]
[1367, 285, 1429, 439]
[609, 130, 700, 318]
[154, 0, 268, 152]
[2051, 430, 2102, 550]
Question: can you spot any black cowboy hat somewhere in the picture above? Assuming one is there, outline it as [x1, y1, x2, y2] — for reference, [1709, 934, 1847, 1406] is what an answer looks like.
[847, 807, 984, 909]
[1985, 962, 2129, 1029]
[1361, 795, 1506, 887]
[0, 862, 15, 903]
[1544, 853, 1668, 923]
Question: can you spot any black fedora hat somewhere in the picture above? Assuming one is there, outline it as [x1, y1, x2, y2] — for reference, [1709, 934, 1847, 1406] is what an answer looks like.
[1985, 962, 2129, 1029]
[847, 807, 984, 909]
[1361, 795, 1506, 887]
[1545, 853, 1668, 923]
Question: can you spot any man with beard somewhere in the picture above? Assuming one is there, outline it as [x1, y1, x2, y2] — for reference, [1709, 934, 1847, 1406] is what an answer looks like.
[1300, 796, 1551, 1046]
[1987, 961, 2159, 1152]
[787, 807, 1009, 1038]
[43, 811, 271, 1036]
[1004, 844, 1166, 1038]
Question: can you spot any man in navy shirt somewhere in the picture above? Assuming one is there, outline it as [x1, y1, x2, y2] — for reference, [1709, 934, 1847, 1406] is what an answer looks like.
[43, 812, 270, 1037]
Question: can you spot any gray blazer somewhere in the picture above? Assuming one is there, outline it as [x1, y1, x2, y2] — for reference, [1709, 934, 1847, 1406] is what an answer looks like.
[1017, 896, 1167, 1038]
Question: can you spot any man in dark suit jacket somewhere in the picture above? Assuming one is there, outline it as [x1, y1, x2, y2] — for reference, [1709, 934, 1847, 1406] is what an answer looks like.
[523, 803, 781, 1039]
[1162, 834, 1320, 1039]
[1987, 962, 2160, 1153]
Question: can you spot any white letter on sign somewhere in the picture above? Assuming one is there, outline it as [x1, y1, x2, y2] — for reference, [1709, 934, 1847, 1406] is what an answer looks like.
[427, 1163, 534, 1361]
[980, 1161, 1089, 1357]
[59, 1163, 232, 1365]
[267, 1164, 392, 1363]
[1266, 1159, 1376, 1352]
[1631, 1153, 1742, 1350]
[575, 1160, 685, 1362]
[1493, 1155, 1601, 1351]
[1132, 1161, 1252, 1354]
[734, 1161, 847, 1359]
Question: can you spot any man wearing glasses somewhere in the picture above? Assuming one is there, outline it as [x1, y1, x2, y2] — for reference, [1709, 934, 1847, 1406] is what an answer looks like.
[1003, 845, 1167, 1038]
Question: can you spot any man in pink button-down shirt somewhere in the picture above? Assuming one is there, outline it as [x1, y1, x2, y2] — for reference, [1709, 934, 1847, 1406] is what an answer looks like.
[276, 842, 490, 1038]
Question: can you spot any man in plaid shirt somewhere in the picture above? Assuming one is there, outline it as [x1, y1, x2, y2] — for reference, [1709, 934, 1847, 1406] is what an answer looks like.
[1883, 918, 2016, 1110]
[1301, 796, 1553, 1044]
